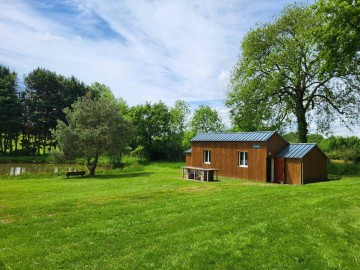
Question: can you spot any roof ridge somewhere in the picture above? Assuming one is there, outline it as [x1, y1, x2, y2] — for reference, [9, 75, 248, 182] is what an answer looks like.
[191, 131, 277, 142]
[198, 131, 276, 134]
[290, 143, 316, 145]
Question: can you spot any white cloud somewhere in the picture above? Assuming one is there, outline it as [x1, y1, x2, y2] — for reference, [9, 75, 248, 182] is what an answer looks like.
[36, 33, 65, 42]
[218, 70, 231, 94]
[4, 0, 355, 136]
[327, 121, 360, 137]
[0, 0, 283, 105]
[74, 35, 83, 41]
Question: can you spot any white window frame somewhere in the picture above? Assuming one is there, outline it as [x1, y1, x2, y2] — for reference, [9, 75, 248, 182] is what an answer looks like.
[203, 150, 211, 164]
[238, 151, 248, 167]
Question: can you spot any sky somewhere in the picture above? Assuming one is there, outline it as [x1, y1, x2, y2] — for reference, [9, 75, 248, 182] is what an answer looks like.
[0, 0, 358, 136]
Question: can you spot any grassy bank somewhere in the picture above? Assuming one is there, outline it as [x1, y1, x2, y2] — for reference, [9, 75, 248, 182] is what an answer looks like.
[1, 163, 360, 269]
[0, 154, 113, 166]
[0, 155, 51, 163]
[1, 154, 360, 176]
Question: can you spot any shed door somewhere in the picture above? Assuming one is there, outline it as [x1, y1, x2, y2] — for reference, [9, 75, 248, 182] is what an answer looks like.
[266, 158, 272, 182]
[274, 158, 285, 183]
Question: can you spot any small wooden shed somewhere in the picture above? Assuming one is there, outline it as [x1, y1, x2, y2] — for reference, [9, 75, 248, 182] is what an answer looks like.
[274, 143, 328, 184]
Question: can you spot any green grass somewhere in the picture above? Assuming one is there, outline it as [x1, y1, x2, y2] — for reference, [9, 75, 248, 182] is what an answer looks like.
[1, 163, 360, 269]
[328, 160, 360, 176]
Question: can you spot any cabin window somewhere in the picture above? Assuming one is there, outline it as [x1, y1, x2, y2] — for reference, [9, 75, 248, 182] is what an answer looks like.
[203, 150, 211, 164]
[238, 151, 248, 167]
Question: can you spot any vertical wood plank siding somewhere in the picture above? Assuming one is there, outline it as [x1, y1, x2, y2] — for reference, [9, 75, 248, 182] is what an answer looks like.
[284, 159, 302, 185]
[186, 133, 288, 182]
[266, 135, 289, 158]
[185, 153, 192, 166]
[302, 147, 328, 183]
[189, 141, 266, 181]
[283, 147, 328, 185]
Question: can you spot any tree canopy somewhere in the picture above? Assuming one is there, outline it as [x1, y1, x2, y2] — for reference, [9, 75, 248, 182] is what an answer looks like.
[190, 105, 225, 134]
[314, 0, 360, 73]
[130, 101, 171, 160]
[226, 3, 360, 142]
[24, 68, 89, 154]
[0, 65, 21, 153]
[53, 94, 133, 175]
[169, 100, 191, 160]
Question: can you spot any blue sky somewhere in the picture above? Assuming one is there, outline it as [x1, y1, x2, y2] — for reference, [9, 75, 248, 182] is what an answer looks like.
[1, 0, 357, 136]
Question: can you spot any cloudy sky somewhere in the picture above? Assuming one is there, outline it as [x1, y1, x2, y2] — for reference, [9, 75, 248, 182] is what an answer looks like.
[1, 0, 357, 136]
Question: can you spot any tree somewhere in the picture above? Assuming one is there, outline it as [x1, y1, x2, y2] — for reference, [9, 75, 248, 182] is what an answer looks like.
[314, 0, 360, 74]
[319, 136, 360, 162]
[88, 82, 114, 100]
[24, 68, 88, 154]
[227, 3, 360, 142]
[88, 82, 130, 167]
[130, 101, 171, 160]
[190, 105, 225, 134]
[170, 100, 190, 135]
[89, 82, 129, 116]
[0, 65, 21, 154]
[181, 105, 225, 150]
[53, 94, 133, 175]
[24, 68, 62, 154]
[169, 100, 190, 160]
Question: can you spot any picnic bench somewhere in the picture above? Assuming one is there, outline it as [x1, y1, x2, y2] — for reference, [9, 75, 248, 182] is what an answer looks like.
[66, 171, 86, 178]
[182, 166, 219, 181]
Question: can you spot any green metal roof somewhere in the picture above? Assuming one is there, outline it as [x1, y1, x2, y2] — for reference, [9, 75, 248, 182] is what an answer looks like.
[190, 131, 276, 142]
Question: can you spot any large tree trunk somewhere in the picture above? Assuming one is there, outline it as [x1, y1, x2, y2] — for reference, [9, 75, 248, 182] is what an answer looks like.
[3, 132, 8, 154]
[9, 138, 13, 154]
[14, 136, 18, 152]
[295, 101, 308, 143]
[86, 155, 99, 176]
[42, 136, 46, 156]
[37, 134, 41, 155]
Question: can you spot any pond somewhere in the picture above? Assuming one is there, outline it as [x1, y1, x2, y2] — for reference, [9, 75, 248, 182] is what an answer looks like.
[0, 163, 106, 176]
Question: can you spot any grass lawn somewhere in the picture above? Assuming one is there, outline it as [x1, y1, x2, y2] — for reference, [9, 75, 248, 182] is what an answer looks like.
[1, 162, 360, 269]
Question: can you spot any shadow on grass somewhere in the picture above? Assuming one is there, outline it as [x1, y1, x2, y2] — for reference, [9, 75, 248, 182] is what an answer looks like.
[324, 175, 342, 182]
[65, 172, 154, 180]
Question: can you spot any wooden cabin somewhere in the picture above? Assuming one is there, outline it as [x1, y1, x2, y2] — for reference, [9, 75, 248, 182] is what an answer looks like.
[185, 131, 328, 184]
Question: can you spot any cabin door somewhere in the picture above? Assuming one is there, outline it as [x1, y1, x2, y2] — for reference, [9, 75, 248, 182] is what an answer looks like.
[266, 158, 272, 182]
[274, 158, 285, 183]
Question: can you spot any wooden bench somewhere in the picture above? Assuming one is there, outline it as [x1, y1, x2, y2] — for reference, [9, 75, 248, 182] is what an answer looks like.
[66, 171, 86, 178]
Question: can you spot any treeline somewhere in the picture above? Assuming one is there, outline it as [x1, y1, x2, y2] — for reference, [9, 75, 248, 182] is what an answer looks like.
[0, 65, 225, 161]
[0, 66, 89, 155]
[2, 64, 359, 162]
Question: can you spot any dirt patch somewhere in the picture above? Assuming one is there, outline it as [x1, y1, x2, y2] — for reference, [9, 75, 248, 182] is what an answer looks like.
[0, 217, 15, 224]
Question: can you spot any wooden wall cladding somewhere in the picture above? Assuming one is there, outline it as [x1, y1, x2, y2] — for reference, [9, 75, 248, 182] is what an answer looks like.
[185, 153, 192, 166]
[284, 159, 302, 185]
[189, 141, 268, 182]
[266, 133, 289, 158]
[302, 147, 328, 183]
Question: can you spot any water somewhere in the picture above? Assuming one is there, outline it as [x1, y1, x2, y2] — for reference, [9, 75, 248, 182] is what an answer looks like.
[0, 163, 92, 176]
